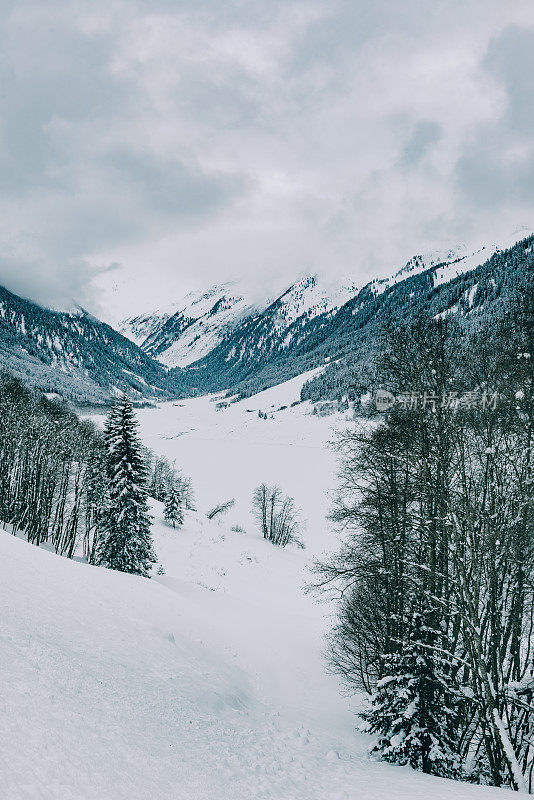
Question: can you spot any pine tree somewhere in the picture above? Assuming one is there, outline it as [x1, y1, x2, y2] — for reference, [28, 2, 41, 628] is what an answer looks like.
[361, 613, 459, 778]
[164, 485, 183, 528]
[96, 396, 156, 576]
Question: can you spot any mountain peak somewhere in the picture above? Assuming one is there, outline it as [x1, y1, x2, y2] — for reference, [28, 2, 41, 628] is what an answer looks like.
[120, 273, 360, 368]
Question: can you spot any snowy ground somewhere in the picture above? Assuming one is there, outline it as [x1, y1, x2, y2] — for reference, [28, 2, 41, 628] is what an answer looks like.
[134, 368, 340, 556]
[1, 373, 510, 798]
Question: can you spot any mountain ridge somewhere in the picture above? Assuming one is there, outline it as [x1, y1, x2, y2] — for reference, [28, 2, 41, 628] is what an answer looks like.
[120, 273, 359, 369]
[0, 283, 177, 404]
[165, 232, 534, 402]
[125, 234, 527, 376]
[0, 230, 531, 405]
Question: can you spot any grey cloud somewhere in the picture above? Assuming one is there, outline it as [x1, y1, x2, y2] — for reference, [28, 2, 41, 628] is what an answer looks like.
[0, 12, 118, 195]
[484, 26, 534, 136]
[455, 25, 534, 210]
[105, 152, 250, 218]
[401, 121, 442, 167]
[290, 1, 381, 73]
[0, 258, 119, 311]
[0, 1, 251, 310]
[290, 0, 447, 74]
[456, 141, 534, 208]
[0, 1, 533, 316]
[172, 69, 262, 132]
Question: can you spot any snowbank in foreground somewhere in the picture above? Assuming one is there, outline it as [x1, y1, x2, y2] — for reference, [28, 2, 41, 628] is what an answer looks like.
[1, 527, 508, 800]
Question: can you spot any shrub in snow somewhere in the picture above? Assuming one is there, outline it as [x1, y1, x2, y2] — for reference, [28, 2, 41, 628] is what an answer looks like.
[148, 455, 195, 510]
[231, 524, 246, 534]
[207, 499, 235, 520]
[252, 484, 304, 548]
[164, 485, 184, 528]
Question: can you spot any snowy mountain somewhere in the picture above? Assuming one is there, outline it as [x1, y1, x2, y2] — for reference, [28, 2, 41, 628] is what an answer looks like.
[122, 233, 529, 386]
[0, 284, 177, 403]
[117, 302, 183, 346]
[262, 274, 360, 331]
[370, 227, 533, 295]
[1, 231, 531, 406]
[165, 232, 533, 401]
[201, 274, 358, 373]
[136, 283, 260, 368]
[122, 275, 358, 369]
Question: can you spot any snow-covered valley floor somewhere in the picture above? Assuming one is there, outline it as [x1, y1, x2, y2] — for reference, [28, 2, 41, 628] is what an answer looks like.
[2, 374, 508, 799]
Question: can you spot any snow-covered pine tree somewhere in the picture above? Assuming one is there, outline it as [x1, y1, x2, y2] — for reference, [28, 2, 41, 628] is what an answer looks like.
[97, 396, 156, 576]
[361, 612, 459, 779]
[164, 485, 183, 528]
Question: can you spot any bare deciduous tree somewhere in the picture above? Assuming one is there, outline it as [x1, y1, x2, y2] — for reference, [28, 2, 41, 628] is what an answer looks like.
[252, 484, 304, 548]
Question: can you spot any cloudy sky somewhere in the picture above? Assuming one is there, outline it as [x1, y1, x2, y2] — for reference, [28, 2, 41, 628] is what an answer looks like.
[0, 0, 533, 320]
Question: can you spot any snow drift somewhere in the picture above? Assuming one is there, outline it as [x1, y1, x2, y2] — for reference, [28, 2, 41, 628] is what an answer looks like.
[0, 521, 508, 800]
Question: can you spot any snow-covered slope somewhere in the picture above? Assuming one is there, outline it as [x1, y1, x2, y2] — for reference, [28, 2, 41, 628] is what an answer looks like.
[370, 228, 533, 295]
[0, 284, 174, 403]
[1, 525, 507, 800]
[120, 283, 261, 368]
[117, 301, 184, 346]
[2, 379, 509, 798]
[121, 275, 358, 369]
